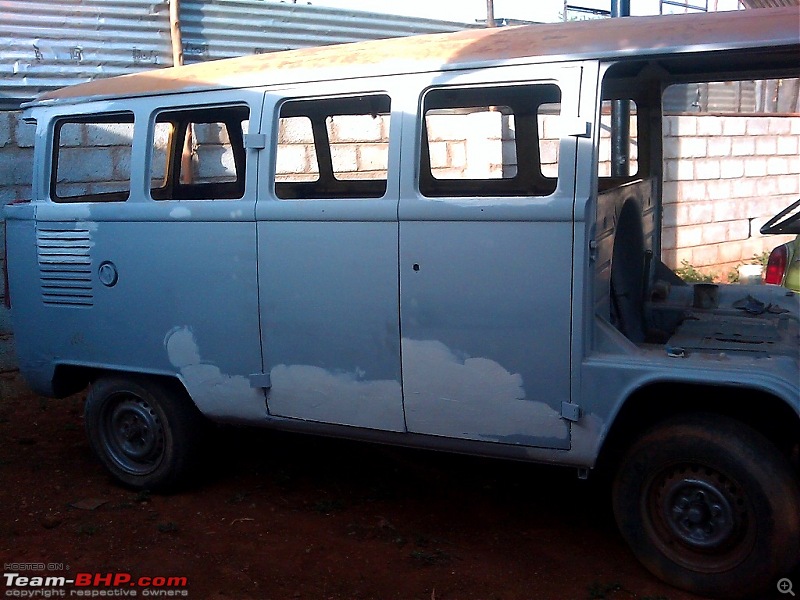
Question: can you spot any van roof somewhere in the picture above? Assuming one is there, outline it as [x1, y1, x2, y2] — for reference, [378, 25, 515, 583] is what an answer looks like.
[35, 7, 800, 106]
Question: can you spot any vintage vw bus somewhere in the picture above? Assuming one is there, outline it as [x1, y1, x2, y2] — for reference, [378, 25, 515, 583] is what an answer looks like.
[4, 8, 799, 598]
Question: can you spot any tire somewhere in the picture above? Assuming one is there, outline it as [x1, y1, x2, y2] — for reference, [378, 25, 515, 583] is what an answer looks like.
[84, 376, 206, 491]
[612, 413, 800, 599]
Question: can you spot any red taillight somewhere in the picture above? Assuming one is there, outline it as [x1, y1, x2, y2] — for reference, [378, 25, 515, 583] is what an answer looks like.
[764, 244, 789, 285]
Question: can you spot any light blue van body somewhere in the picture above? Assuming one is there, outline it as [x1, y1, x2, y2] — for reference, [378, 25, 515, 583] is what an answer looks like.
[5, 9, 799, 469]
[6, 9, 800, 597]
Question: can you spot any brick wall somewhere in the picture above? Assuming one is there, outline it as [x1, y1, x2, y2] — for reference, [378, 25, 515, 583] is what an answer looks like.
[661, 115, 800, 276]
[0, 111, 35, 306]
[0, 111, 34, 370]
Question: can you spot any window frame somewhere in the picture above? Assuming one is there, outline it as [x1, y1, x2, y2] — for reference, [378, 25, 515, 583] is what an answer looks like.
[149, 104, 250, 202]
[417, 82, 562, 199]
[273, 93, 392, 200]
[49, 112, 135, 204]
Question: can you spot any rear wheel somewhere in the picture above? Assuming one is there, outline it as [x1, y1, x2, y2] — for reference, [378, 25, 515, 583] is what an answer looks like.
[85, 376, 205, 490]
[612, 413, 800, 599]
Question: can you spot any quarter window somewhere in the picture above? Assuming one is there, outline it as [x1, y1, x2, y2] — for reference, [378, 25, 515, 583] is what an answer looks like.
[51, 113, 134, 203]
[598, 99, 638, 178]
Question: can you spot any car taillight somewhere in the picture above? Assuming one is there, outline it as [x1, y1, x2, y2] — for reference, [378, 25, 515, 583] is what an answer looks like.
[764, 244, 788, 285]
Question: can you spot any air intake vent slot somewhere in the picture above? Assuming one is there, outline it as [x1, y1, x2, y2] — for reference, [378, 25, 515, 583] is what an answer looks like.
[36, 228, 93, 307]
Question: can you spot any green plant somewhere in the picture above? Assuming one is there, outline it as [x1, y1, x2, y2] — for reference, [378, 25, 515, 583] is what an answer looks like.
[675, 259, 715, 283]
[751, 251, 770, 267]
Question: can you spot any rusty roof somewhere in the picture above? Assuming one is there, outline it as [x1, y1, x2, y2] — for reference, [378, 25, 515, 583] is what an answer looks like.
[37, 7, 800, 105]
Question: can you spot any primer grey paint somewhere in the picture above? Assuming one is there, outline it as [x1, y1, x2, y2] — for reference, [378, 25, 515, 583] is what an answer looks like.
[4, 11, 799, 476]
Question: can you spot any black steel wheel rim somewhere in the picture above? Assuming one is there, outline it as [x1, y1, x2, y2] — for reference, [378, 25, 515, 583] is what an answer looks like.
[644, 463, 754, 572]
[100, 392, 165, 475]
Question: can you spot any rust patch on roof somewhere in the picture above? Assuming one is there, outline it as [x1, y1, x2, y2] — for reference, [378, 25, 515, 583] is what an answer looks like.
[37, 7, 800, 104]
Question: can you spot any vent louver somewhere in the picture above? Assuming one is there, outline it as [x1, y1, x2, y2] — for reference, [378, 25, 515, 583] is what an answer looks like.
[36, 228, 93, 307]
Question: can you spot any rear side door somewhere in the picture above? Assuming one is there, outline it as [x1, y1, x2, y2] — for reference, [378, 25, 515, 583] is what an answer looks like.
[255, 84, 405, 431]
[398, 65, 584, 448]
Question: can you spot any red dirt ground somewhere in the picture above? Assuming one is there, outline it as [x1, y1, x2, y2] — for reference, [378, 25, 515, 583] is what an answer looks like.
[1, 371, 713, 600]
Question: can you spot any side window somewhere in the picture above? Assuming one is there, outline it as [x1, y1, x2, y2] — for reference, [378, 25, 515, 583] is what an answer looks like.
[150, 105, 249, 200]
[420, 83, 561, 198]
[274, 94, 390, 199]
[51, 113, 134, 203]
[598, 99, 638, 178]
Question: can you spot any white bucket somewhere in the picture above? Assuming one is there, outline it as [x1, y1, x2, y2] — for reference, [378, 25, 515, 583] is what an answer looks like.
[738, 264, 763, 285]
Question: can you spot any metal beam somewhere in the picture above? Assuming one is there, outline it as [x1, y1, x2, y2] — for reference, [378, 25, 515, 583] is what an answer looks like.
[610, 0, 630, 177]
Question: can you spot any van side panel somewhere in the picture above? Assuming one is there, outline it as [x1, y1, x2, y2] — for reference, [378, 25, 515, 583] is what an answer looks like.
[4, 205, 57, 396]
[8, 91, 267, 421]
[399, 220, 573, 448]
[14, 212, 265, 421]
[258, 219, 405, 431]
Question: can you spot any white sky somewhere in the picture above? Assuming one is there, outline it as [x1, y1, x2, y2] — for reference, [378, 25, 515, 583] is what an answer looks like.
[304, 0, 743, 24]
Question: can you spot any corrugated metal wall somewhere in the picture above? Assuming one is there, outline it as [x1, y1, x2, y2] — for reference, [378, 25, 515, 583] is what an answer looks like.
[663, 80, 800, 113]
[0, 0, 171, 105]
[0, 0, 474, 107]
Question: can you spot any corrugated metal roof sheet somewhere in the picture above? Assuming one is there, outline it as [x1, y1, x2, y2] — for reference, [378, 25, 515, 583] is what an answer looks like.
[0, 0, 474, 107]
[0, 0, 171, 105]
[36, 7, 800, 106]
[741, 0, 799, 8]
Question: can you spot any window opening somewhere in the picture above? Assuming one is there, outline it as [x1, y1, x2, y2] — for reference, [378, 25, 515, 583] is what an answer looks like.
[51, 113, 134, 203]
[419, 84, 561, 198]
[274, 94, 391, 200]
[150, 105, 249, 201]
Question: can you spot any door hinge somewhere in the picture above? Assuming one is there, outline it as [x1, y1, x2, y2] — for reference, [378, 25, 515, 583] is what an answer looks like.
[588, 239, 598, 262]
[244, 133, 267, 150]
[561, 401, 581, 422]
[249, 372, 272, 389]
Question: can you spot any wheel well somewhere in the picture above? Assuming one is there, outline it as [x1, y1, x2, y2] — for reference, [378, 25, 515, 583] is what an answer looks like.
[596, 382, 800, 478]
[52, 364, 192, 407]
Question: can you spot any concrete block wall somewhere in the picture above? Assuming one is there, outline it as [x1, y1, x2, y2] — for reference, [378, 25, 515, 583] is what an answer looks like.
[0, 111, 35, 270]
[276, 114, 390, 181]
[661, 114, 800, 276]
[0, 110, 34, 371]
[54, 120, 135, 198]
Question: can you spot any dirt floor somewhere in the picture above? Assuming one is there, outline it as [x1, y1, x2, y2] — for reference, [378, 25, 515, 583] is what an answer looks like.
[1, 371, 716, 600]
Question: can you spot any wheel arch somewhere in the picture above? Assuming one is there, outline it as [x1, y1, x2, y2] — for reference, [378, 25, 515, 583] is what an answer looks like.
[52, 363, 198, 412]
[595, 380, 800, 478]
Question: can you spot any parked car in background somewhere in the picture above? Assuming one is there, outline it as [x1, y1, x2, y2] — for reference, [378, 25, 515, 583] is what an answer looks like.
[762, 199, 800, 292]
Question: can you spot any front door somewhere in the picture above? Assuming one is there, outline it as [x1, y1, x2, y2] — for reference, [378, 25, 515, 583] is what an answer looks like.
[399, 67, 584, 448]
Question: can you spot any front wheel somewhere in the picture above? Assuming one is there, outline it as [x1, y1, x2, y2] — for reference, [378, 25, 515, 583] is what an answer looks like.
[84, 376, 205, 490]
[613, 414, 800, 599]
